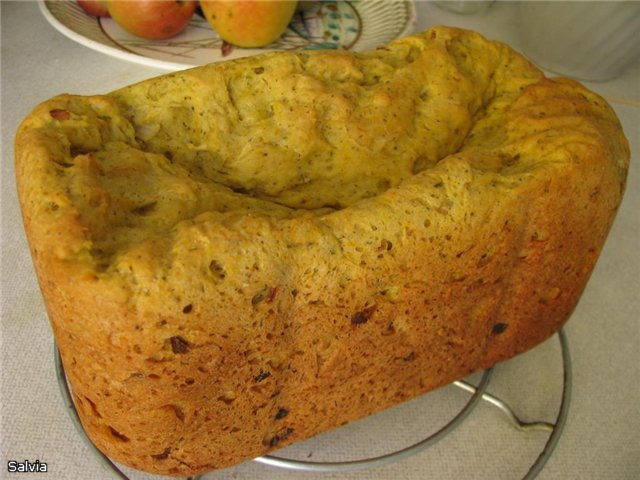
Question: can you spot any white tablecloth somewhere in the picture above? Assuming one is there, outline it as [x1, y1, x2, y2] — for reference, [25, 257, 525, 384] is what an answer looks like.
[2, 2, 638, 479]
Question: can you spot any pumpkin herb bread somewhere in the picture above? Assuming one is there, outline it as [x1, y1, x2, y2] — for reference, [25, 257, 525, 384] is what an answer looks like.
[15, 27, 629, 476]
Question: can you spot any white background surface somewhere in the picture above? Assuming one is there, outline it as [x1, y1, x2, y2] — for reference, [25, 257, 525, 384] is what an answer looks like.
[1, 1, 639, 479]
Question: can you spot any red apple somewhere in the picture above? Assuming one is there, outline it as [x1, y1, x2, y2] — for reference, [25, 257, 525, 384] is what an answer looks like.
[106, 0, 196, 40]
[77, 0, 109, 17]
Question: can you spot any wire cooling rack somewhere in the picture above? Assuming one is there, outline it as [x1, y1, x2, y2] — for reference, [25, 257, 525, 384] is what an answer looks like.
[54, 329, 571, 480]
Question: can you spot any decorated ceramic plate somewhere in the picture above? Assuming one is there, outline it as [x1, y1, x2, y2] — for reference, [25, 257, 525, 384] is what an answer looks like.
[40, 0, 417, 71]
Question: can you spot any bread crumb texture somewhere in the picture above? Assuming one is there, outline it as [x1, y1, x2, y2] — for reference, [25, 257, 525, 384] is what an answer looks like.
[15, 27, 629, 476]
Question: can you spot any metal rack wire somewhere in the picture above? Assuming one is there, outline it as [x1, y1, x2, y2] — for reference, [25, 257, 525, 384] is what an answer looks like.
[55, 329, 571, 479]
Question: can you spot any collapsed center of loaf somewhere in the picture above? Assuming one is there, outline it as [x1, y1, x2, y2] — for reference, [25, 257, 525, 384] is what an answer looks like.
[36, 32, 512, 273]
[110, 39, 492, 210]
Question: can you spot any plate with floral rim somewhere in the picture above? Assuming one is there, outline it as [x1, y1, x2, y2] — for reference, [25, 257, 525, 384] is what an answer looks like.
[40, 0, 417, 71]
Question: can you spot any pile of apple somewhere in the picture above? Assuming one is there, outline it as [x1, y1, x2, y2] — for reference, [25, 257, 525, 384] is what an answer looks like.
[77, 0, 299, 47]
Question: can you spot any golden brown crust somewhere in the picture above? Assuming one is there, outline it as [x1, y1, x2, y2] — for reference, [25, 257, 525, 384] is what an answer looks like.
[15, 27, 628, 476]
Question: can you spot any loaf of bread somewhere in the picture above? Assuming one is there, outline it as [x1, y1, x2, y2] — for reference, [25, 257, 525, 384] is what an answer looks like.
[16, 27, 629, 476]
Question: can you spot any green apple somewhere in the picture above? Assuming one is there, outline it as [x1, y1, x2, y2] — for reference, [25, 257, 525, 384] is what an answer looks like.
[200, 1, 298, 48]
